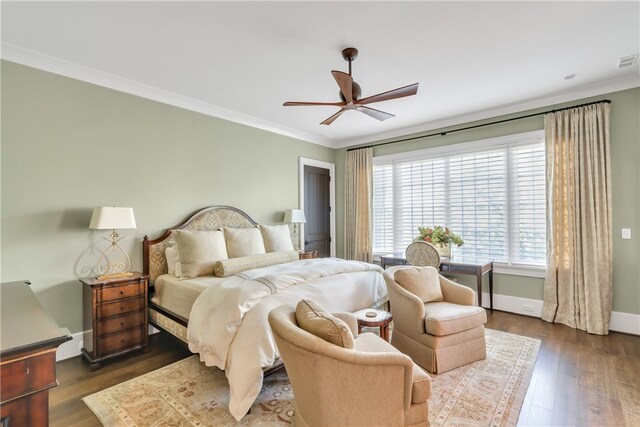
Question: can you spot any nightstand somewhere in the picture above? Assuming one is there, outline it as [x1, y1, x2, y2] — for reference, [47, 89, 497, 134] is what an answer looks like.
[299, 251, 318, 260]
[80, 272, 148, 370]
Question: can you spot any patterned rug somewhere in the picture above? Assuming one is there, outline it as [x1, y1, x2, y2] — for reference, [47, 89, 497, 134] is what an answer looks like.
[83, 329, 540, 426]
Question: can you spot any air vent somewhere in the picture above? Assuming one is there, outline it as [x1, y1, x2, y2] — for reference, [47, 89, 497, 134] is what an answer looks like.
[617, 54, 638, 68]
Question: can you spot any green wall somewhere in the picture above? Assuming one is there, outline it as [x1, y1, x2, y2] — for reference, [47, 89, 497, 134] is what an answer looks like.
[336, 87, 640, 315]
[2, 60, 638, 338]
[1, 61, 335, 333]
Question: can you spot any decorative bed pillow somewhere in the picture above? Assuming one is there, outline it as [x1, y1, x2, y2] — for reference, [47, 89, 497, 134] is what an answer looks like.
[214, 251, 299, 277]
[223, 227, 266, 258]
[259, 224, 294, 252]
[295, 299, 355, 349]
[174, 229, 228, 279]
[165, 246, 180, 276]
[394, 266, 443, 303]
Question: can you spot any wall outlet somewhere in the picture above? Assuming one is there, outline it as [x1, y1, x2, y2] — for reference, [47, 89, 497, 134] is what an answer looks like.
[622, 228, 631, 239]
[523, 304, 535, 313]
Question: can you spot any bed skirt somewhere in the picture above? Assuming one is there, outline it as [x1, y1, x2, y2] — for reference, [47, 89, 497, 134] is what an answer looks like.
[149, 307, 189, 344]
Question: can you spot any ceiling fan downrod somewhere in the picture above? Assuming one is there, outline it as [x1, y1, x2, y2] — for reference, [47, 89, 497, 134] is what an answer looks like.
[341, 47, 358, 76]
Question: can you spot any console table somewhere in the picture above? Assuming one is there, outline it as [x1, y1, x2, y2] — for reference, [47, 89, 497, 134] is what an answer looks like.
[1, 280, 72, 426]
[380, 253, 494, 309]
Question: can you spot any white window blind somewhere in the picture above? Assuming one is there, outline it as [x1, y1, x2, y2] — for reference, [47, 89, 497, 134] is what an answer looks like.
[372, 131, 546, 268]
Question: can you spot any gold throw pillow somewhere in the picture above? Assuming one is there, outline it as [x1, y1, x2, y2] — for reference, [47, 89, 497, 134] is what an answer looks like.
[295, 299, 355, 349]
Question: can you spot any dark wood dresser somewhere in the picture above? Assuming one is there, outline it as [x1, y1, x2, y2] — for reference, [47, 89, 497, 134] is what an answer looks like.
[0, 280, 72, 427]
[80, 273, 149, 370]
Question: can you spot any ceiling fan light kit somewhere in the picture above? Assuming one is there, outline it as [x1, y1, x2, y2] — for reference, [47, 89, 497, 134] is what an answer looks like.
[283, 47, 419, 125]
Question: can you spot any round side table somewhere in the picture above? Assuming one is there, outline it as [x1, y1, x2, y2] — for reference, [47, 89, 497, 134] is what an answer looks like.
[353, 308, 393, 342]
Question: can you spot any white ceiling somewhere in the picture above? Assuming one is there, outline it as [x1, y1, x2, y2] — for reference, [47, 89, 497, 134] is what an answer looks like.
[2, 1, 639, 148]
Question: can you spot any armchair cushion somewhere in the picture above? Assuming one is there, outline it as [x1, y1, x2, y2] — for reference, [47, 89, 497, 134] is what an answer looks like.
[354, 333, 431, 404]
[394, 266, 444, 303]
[424, 301, 487, 336]
[296, 299, 355, 349]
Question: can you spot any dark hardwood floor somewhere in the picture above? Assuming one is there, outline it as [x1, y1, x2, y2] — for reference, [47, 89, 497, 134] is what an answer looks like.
[50, 333, 191, 427]
[50, 311, 640, 426]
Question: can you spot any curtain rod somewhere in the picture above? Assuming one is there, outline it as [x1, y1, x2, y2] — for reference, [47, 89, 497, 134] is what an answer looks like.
[346, 99, 611, 152]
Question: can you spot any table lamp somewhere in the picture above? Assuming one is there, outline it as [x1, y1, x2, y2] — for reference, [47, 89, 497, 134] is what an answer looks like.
[89, 207, 136, 279]
[284, 209, 306, 252]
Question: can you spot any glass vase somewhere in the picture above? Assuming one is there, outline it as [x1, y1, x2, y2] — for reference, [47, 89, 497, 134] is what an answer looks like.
[435, 243, 451, 258]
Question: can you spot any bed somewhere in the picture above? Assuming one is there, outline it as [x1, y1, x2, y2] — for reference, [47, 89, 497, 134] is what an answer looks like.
[143, 205, 387, 420]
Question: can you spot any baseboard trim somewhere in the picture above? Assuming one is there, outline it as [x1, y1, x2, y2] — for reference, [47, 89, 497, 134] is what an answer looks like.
[56, 325, 162, 362]
[480, 292, 640, 335]
[609, 311, 640, 335]
[56, 331, 84, 362]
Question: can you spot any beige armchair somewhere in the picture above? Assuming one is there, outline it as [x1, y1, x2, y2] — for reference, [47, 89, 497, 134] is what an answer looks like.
[384, 265, 487, 374]
[269, 303, 431, 427]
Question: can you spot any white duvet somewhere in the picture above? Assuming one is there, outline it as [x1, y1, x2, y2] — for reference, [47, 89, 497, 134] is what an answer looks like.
[187, 258, 386, 420]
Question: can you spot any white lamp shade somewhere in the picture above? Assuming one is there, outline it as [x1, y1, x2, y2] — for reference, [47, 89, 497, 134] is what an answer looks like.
[89, 207, 137, 230]
[283, 209, 306, 224]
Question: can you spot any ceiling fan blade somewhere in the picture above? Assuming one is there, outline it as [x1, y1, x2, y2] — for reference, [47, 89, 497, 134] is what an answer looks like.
[356, 83, 419, 106]
[357, 106, 395, 121]
[283, 101, 345, 107]
[331, 70, 353, 104]
[321, 109, 346, 125]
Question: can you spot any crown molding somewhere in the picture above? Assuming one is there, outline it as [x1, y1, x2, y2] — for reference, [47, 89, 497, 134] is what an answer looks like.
[1, 43, 334, 148]
[3, 43, 637, 151]
[334, 74, 640, 149]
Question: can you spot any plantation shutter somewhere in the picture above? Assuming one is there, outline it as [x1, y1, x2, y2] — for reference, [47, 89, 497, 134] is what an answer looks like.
[372, 131, 546, 268]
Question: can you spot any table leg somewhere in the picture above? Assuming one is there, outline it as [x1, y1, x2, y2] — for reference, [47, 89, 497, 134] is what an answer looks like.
[380, 325, 389, 342]
[476, 270, 483, 308]
[489, 265, 494, 310]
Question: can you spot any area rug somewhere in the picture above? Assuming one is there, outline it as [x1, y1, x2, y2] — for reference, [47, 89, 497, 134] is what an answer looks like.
[83, 329, 540, 426]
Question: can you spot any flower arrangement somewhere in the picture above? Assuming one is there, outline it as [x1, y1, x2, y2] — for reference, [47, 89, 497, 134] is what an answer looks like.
[414, 226, 464, 247]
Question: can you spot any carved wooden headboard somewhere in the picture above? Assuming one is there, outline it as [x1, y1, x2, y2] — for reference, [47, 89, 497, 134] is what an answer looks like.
[143, 205, 258, 284]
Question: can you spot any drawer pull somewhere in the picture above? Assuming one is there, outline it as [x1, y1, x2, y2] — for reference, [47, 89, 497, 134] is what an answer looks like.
[120, 305, 125, 310]
[119, 290, 124, 295]
[120, 321, 125, 326]
[120, 338, 126, 343]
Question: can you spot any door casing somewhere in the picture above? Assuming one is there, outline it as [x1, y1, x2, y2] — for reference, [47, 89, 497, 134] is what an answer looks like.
[298, 157, 336, 257]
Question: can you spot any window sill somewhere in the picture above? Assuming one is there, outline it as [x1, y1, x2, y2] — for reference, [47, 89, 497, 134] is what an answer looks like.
[493, 263, 546, 278]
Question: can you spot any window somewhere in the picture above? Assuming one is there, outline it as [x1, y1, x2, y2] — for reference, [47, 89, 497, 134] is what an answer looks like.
[372, 131, 546, 273]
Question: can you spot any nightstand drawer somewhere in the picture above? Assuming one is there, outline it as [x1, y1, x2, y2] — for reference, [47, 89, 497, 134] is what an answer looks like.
[98, 296, 144, 318]
[299, 251, 318, 260]
[97, 311, 145, 336]
[100, 282, 143, 302]
[97, 326, 144, 356]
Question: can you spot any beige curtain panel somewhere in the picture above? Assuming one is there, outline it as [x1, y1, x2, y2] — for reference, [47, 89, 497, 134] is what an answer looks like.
[344, 147, 373, 262]
[542, 103, 613, 335]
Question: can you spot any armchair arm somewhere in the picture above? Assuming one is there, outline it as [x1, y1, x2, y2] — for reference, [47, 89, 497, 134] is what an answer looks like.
[349, 349, 417, 412]
[332, 312, 358, 337]
[439, 275, 476, 306]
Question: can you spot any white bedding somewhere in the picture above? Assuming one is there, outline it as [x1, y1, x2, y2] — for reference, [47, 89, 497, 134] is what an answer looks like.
[186, 258, 386, 421]
[152, 274, 226, 320]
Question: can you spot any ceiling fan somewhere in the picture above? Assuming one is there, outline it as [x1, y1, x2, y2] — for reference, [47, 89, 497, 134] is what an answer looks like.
[283, 47, 419, 125]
